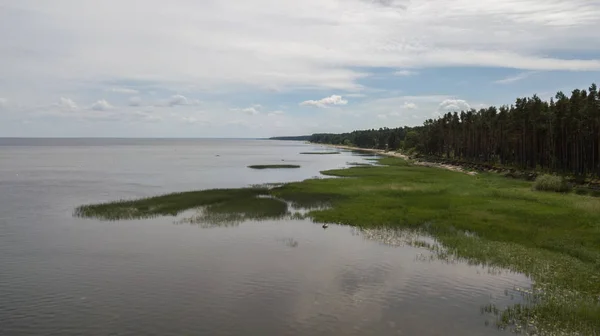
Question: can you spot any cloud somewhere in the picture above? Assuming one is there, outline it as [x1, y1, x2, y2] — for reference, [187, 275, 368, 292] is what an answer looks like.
[377, 114, 388, 119]
[494, 71, 538, 84]
[403, 102, 417, 109]
[110, 87, 139, 94]
[439, 99, 471, 113]
[57, 97, 78, 110]
[132, 110, 162, 122]
[167, 94, 189, 106]
[128, 96, 142, 106]
[267, 110, 285, 117]
[4, 0, 600, 99]
[232, 107, 260, 115]
[300, 95, 348, 108]
[0, 98, 7, 108]
[242, 107, 259, 115]
[394, 70, 418, 76]
[91, 99, 113, 111]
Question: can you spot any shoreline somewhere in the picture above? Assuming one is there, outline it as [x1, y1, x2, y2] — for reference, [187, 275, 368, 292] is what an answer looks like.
[320, 144, 478, 175]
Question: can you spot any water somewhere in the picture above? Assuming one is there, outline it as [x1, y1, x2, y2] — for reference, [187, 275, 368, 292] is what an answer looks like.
[0, 138, 530, 335]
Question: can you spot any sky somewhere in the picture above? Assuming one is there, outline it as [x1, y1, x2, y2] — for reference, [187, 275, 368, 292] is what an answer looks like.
[1, 0, 599, 138]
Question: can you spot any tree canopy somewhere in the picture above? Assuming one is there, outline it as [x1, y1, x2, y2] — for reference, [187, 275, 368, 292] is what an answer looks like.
[310, 83, 600, 177]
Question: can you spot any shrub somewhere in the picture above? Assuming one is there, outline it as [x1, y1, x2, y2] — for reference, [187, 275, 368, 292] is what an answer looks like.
[533, 174, 571, 193]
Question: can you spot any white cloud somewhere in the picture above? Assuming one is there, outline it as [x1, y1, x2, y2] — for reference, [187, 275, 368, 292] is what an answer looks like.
[494, 71, 538, 84]
[3, 0, 599, 99]
[57, 97, 78, 110]
[180, 116, 208, 124]
[129, 96, 142, 106]
[377, 114, 388, 119]
[0, 98, 7, 108]
[439, 99, 471, 113]
[300, 95, 348, 108]
[110, 87, 139, 94]
[167, 94, 188, 106]
[3, 0, 600, 137]
[267, 110, 285, 117]
[403, 102, 417, 109]
[394, 70, 418, 76]
[232, 107, 260, 115]
[91, 99, 113, 111]
[132, 110, 162, 122]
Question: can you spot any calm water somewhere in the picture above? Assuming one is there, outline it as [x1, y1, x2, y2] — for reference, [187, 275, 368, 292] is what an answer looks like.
[0, 139, 530, 335]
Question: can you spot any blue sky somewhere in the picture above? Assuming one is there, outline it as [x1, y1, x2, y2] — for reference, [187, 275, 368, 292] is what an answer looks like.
[1, 0, 599, 137]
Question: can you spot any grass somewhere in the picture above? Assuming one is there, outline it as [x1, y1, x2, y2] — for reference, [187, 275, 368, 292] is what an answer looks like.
[75, 157, 600, 334]
[269, 159, 600, 334]
[346, 162, 373, 167]
[179, 196, 290, 226]
[533, 174, 571, 193]
[74, 188, 270, 220]
[299, 151, 340, 155]
[248, 164, 301, 169]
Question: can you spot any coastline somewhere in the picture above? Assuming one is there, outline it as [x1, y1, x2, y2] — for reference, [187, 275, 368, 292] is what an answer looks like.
[320, 143, 478, 175]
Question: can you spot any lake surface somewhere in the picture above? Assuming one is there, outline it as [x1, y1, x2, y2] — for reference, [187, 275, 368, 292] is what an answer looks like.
[0, 138, 531, 335]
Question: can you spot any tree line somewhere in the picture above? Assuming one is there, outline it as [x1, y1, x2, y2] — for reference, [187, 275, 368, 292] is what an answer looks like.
[309, 83, 600, 178]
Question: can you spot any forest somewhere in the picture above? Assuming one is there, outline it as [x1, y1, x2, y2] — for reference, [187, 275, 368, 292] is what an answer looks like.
[310, 83, 600, 178]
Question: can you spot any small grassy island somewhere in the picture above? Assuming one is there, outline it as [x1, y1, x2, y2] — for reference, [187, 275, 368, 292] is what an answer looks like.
[247, 164, 301, 169]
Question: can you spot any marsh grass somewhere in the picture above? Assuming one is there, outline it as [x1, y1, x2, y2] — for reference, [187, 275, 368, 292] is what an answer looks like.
[269, 159, 600, 334]
[346, 162, 373, 166]
[74, 188, 269, 220]
[180, 196, 289, 226]
[533, 174, 571, 193]
[248, 164, 300, 169]
[75, 157, 600, 333]
[299, 151, 340, 155]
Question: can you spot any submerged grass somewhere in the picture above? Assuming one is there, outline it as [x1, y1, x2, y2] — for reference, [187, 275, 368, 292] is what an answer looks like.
[75, 157, 600, 333]
[248, 164, 301, 169]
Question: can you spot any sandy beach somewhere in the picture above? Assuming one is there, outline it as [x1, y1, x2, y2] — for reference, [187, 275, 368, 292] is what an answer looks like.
[324, 144, 478, 175]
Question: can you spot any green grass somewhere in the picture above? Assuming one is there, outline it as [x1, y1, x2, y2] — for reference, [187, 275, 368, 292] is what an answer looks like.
[74, 188, 269, 220]
[248, 164, 301, 169]
[179, 196, 290, 226]
[75, 157, 600, 333]
[346, 162, 373, 167]
[299, 151, 340, 155]
[268, 159, 600, 334]
[533, 174, 571, 193]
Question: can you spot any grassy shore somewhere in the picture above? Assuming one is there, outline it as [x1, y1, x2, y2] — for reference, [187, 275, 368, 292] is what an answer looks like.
[75, 157, 599, 334]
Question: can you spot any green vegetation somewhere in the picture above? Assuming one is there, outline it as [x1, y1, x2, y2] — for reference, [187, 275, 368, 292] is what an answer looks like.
[346, 162, 372, 166]
[310, 83, 600, 180]
[74, 188, 269, 220]
[248, 164, 300, 169]
[533, 174, 571, 193]
[270, 158, 600, 334]
[75, 157, 599, 333]
[179, 195, 291, 226]
[268, 135, 311, 141]
[299, 151, 340, 155]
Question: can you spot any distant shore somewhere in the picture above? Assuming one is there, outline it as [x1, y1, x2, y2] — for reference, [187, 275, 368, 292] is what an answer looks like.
[320, 143, 478, 175]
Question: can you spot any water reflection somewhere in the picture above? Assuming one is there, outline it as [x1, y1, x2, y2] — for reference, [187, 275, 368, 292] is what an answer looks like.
[174, 203, 534, 334]
[177, 195, 327, 227]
